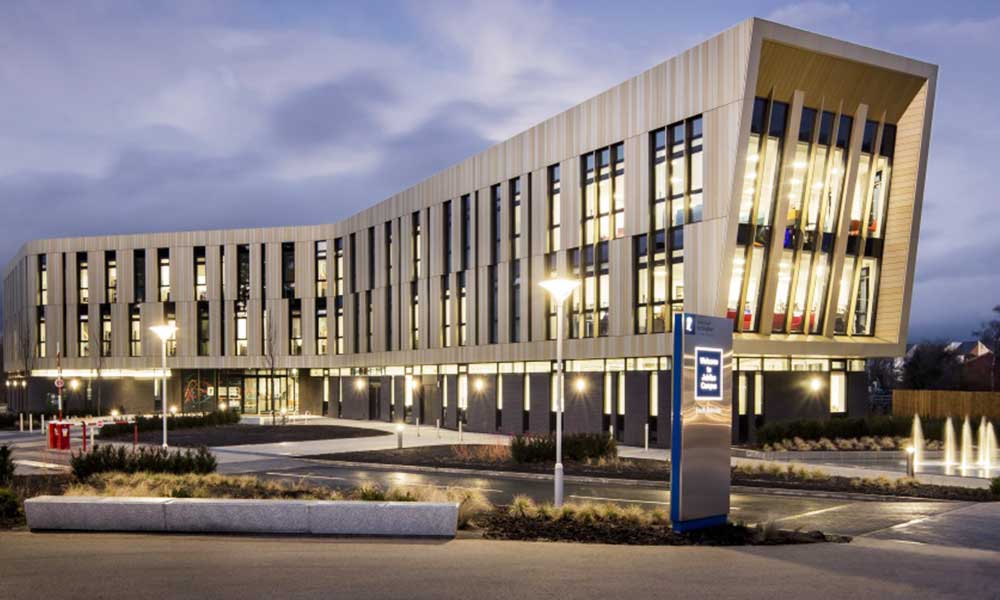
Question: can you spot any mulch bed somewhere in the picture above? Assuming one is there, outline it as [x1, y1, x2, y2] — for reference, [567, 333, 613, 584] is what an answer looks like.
[734, 474, 995, 502]
[480, 512, 841, 546]
[106, 424, 390, 447]
[310, 445, 672, 481]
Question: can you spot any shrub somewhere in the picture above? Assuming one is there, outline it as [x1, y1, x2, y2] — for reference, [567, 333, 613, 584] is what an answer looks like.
[0, 487, 18, 520]
[991, 477, 1000, 499]
[97, 411, 240, 439]
[0, 445, 13, 486]
[70, 445, 217, 480]
[0, 413, 19, 430]
[510, 433, 616, 463]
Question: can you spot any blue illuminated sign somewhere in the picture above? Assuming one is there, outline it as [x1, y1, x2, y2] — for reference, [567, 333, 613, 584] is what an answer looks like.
[694, 347, 723, 401]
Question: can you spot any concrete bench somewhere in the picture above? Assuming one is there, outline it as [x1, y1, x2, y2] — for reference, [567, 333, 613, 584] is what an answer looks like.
[25, 496, 458, 537]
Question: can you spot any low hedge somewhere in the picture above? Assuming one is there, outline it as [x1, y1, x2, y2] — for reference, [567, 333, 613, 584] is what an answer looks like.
[0, 445, 12, 486]
[511, 433, 617, 464]
[0, 487, 18, 520]
[757, 416, 938, 446]
[97, 411, 240, 439]
[70, 445, 217, 480]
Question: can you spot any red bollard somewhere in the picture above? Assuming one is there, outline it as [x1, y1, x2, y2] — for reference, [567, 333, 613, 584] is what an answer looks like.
[134, 423, 139, 448]
[47, 422, 56, 449]
[82, 422, 88, 452]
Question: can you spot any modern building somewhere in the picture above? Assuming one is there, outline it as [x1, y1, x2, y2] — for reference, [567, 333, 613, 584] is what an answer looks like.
[2, 18, 936, 445]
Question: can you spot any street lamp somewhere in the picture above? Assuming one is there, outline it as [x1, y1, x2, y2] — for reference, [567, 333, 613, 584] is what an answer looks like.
[150, 323, 178, 448]
[539, 277, 580, 507]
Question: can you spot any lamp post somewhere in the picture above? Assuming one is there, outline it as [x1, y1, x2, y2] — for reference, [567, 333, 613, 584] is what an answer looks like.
[539, 277, 580, 507]
[150, 323, 177, 448]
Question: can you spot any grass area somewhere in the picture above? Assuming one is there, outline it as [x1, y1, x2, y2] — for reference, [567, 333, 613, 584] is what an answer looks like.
[104, 424, 389, 447]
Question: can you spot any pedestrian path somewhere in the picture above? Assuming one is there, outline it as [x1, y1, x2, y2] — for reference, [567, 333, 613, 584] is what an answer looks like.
[211, 418, 512, 465]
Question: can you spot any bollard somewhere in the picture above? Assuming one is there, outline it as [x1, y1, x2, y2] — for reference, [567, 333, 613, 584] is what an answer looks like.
[19, 413, 24, 432]
[82, 423, 88, 452]
[89, 424, 95, 451]
[41, 414, 46, 436]
[134, 423, 139, 448]
[396, 425, 404, 450]
[644, 423, 649, 451]
[609, 424, 614, 440]
[458, 420, 463, 443]
[416, 417, 421, 437]
[29, 413, 33, 432]
[436, 419, 441, 439]
[906, 447, 916, 477]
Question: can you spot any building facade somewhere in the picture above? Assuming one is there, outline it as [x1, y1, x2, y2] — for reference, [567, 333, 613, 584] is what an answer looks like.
[2, 19, 936, 445]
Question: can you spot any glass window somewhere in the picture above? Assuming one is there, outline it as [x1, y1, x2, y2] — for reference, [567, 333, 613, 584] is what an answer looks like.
[315, 241, 328, 297]
[830, 372, 846, 413]
[129, 304, 142, 357]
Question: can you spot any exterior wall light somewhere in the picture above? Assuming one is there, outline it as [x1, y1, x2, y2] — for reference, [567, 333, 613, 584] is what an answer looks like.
[169, 406, 178, 415]
[473, 378, 485, 393]
[575, 378, 587, 393]
[354, 378, 366, 391]
[218, 402, 227, 411]
[111, 409, 120, 418]
[69, 379, 80, 391]
[809, 377, 822, 392]
[409, 378, 419, 390]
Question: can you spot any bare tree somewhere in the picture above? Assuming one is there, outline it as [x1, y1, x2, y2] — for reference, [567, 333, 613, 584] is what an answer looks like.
[94, 343, 105, 416]
[262, 307, 278, 424]
[15, 311, 34, 379]
[974, 304, 1000, 391]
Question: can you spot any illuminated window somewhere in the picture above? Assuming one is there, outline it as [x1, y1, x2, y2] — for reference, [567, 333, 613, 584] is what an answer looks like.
[581, 143, 625, 243]
[36, 307, 46, 358]
[194, 247, 207, 301]
[547, 165, 561, 252]
[77, 252, 89, 304]
[157, 248, 170, 302]
[105, 251, 117, 303]
[315, 241, 328, 297]
[37, 255, 48, 305]
[830, 372, 846, 413]
[316, 298, 328, 355]
[129, 304, 141, 357]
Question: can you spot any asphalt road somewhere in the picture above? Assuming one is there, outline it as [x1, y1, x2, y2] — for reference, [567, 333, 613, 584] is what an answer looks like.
[233, 459, 974, 540]
[1, 532, 998, 599]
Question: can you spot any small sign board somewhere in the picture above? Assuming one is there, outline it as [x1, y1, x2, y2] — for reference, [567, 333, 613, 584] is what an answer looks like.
[54, 377, 64, 389]
[670, 313, 733, 532]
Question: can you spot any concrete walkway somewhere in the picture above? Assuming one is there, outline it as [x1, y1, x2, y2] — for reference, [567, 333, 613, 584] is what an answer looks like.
[210, 418, 513, 466]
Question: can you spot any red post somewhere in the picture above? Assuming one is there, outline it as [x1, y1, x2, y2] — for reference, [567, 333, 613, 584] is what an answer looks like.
[82, 423, 88, 452]
[134, 423, 139, 448]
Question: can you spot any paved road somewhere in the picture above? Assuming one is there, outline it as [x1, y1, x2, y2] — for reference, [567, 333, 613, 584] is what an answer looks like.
[243, 459, 975, 540]
[1, 532, 998, 599]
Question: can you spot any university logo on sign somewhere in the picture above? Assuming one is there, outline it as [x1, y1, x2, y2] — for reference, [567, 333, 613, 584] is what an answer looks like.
[694, 347, 723, 401]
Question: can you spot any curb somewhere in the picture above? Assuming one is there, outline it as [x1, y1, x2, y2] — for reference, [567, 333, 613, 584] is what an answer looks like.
[292, 457, 943, 503]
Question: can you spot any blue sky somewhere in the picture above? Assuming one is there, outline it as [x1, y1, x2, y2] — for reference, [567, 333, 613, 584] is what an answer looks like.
[0, 0, 997, 342]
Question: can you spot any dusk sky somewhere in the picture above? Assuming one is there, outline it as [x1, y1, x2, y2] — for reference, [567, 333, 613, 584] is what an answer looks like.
[1, 0, 997, 342]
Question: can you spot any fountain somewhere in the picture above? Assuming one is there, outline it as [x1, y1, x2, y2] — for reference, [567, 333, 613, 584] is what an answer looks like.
[910, 414, 924, 470]
[986, 422, 998, 471]
[943, 416, 957, 468]
[960, 416, 974, 471]
[978, 418, 988, 467]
